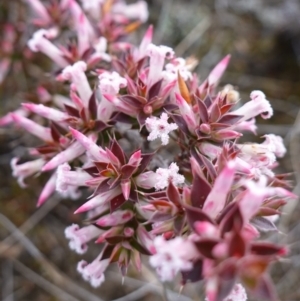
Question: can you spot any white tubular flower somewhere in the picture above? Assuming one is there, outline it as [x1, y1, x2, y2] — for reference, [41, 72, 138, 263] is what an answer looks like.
[145, 113, 178, 145]
[237, 134, 286, 178]
[56, 163, 92, 193]
[58, 61, 92, 106]
[149, 236, 197, 282]
[205, 283, 247, 301]
[80, 0, 104, 20]
[112, 1, 149, 23]
[146, 43, 174, 89]
[163, 58, 193, 82]
[11, 158, 45, 188]
[233, 90, 273, 122]
[88, 37, 111, 64]
[262, 134, 286, 158]
[155, 162, 185, 190]
[60, 185, 82, 200]
[233, 118, 257, 134]
[77, 257, 109, 287]
[135, 171, 158, 189]
[65, 224, 102, 254]
[27, 29, 68, 68]
[98, 71, 127, 95]
[97, 71, 127, 121]
[22, 103, 69, 123]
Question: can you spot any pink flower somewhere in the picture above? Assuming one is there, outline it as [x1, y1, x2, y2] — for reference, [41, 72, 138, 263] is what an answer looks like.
[11, 158, 45, 188]
[80, 0, 104, 20]
[149, 236, 198, 282]
[69, 0, 95, 42]
[145, 113, 178, 145]
[163, 58, 193, 82]
[22, 103, 69, 123]
[205, 283, 247, 301]
[0, 108, 29, 126]
[237, 135, 285, 178]
[112, 1, 149, 23]
[203, 160, 236, 219]
[77, 257, 110, 287]
[74, 187, 122, 213]
[37, 172, 57, 207]
[146, 43, 174, 89]
[42, 141, 86, 171]
[28, 29, 68, 68]
[233, 118, 257, 134]
[11, 113, 53, 142]
[240, 177, 296, 223]
[98, 71, 127, 95]
[175, 92, 197, 133]
[58, 61, 92, 106]
[155, 162, 185, 190]
[262, 134, 286, 158]
[97, 71, 127, 120]
[96, 210, 134, 227]
[224, 284, 247, 301]
[88, 37, 111, 65]
[233, 90, 273, 121]
[135, 171, 158, 189]
[65, 224, 103, 254]
[56, 163, 93, 194]
[69, 128, 108, 162]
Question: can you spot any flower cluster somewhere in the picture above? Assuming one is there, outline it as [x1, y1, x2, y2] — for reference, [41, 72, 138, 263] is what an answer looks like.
[1, 1, 297, 300]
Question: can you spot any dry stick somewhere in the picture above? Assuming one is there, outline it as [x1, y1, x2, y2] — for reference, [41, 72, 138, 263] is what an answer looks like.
[225, 72, 298, 96]
[155, 0, 174, 44]
[1, 196, 61, 253]
[107, 271, 193, 301]
[13, 260, 80, 301]
[255, 124, 291, 136]
[281, 109, 300, 229]
[1, 260, 14, 301]
[0, 213, 104, 301]
[2, 285, 33, 301]
[174, 17, 211, 57]
[111, 283, 154, 301]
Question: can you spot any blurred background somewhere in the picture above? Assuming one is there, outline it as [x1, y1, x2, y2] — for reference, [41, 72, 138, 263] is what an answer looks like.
[1, 0, 300, 300]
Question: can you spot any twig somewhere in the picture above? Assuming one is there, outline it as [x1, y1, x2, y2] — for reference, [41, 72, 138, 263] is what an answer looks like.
[2, 260, 14, 301]
[13, 260, 80, 301]
[255, 124, 291, 136]
[2, 285, 33, 301]
[111, 283, 153, 301]
[1, 196, 61, 252]
[174, 17, 211, 57]
[0, 213, 105, 301]
[280, 110, 300, 228]
[107, 271, 193, 301]
[155, 0, 174, 44]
